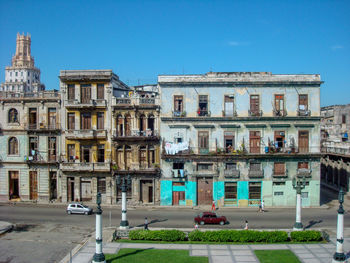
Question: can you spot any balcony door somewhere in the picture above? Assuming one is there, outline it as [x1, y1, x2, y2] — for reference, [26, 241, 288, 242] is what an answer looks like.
[298, 131, 309, 153]
[80, 84, 91, 104]
[81, 146, 91, 163]
[249, 131, 261, 153]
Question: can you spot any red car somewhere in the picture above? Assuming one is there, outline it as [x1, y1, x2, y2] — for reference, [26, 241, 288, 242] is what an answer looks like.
[194, 212, 227, 225]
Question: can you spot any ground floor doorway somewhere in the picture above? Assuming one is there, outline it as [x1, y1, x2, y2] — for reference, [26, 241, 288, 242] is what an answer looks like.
[29, 171, 38, 200]
[9, 171, 19, 200]
[67, 177, 75, 202]
[81, 180, 92, 201]
[140, 180, 153, 203]
[49, 172, 57, 200]
[197, 177, 213, 205]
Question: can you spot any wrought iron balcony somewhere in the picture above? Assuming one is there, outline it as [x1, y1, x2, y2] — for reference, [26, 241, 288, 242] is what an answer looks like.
[65, 99, 107, 108]
[61, 162, 110, 172]
[172, 169, 187, 178]
[248, 169, 264, 178]
[172, 111, 186, 117]
[273, 109, 287, 117]
[65, 129, 107, 139]
[248, 110, 263, 117]
[297, 109, 311, 116]
[272, 168, 288, 178]
[197, 110, 211, 117]
[224, 169, 240, 178]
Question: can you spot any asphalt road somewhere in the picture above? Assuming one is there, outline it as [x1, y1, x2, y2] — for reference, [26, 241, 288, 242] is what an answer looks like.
[0, 203, 349, 263]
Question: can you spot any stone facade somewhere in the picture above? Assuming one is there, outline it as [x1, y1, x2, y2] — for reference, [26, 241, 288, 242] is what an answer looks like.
[159, 72, 322, 207]
[320, 104, 350, 194]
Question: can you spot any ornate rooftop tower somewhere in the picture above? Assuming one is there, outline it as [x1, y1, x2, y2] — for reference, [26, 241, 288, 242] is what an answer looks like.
[0, 33, 45, 94]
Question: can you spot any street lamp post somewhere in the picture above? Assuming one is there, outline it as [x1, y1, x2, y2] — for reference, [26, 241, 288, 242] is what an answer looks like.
[333, 188, 346, 263]
[92, 192, 105, 263]
[116, 174, 132, 229]
[292, 176, 306, 231]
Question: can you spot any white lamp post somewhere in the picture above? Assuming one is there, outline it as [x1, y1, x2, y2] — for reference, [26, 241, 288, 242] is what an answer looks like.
[117, 175, 132, 229]
[332, 188, 346, 263]
[92, 192, 105, 263]
[292, 176, 306, 231]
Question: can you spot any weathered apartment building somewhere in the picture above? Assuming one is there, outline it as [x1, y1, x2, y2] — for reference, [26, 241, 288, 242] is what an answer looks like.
[59, 71, 161, 204]
[321, 104, 350, 195]
[0, 34, 60, 202]
[159, 72, 322, 207]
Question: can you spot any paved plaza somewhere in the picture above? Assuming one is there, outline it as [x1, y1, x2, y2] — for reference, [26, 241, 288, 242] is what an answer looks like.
[65, 237, 350, 263]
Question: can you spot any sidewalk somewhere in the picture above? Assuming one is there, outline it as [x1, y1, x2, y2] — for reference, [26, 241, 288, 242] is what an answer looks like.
[63, 228, 350, 263]
[0, 221, 13, 235]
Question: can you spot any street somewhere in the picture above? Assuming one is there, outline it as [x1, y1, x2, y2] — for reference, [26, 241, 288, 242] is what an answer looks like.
[0, 203, 349, 263]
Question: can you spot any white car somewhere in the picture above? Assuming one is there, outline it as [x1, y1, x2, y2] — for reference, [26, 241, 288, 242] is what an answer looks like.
[66, 203, 93, 215]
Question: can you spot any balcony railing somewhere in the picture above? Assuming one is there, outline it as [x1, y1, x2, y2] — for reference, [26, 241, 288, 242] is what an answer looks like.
[272, 168, 288, 178]
[139, 98, 155, 104]
[224, 169, 240, 178]
[248, 170, 264, 178]
[26, 123, 61, 131]
[197, 110, 211, 117]
[115, 98, 131, 105]
[65, 99, 107, 107]
[65, 129, 107, 139]
[60, 162, 110, 172]
[248, 110, 263, 117]
[222, 110, 238, 117]
[172, 169, 187, 178]
[172, 111, 186, 117]
[297, 168, 312, 178]
[113, 129, 159, 138]
[25, 154, 58, 163]
[298, 109, 311, 116]
[273, 109, 287, 117]
[322, 146, 350, 156]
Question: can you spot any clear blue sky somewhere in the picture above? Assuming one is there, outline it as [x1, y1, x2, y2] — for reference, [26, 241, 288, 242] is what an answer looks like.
[0, 0, 349, 106]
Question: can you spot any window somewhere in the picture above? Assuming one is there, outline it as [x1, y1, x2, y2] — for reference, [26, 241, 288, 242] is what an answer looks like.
[15, 72, 18, 76]
[224, 131, 235, 152]
[67, 84, 75, 100]
[173, 182, 185, 186]
[8, 108, 18, 123]
[249, 182, 261, 199]
[48, 108, 57, 128]
[97, 84, 104, 100]
[224, 95, 234, 116]
[249, 131, 261, 153]
[197, 163, 213, 171]
[174, 95, 183, 115]
[273, 182, 286, 186]
[198, 95, 208, 116]
[97, 112, 104, 129]
[8, 137, 18, 155]
[274, 95, 284, 116]
[274, 131, 285, 150]
[298, 162, 309, 169]
[139, 146, 147, 168]
[97, 145, 105, 163]
[97, 177, 106, 194]
[274, 192, 284, 196]
[67, 144, 75, 162]
[81, 112, 91, 129]
[274, 162, 285, 175]
[299, 94, 308, 111]
[173, 163, 184, 169]
[250, 95, 260, 116]
[67, 113, 75, 130]
[301, 192, 308, 198]
[149, 147, 155, 164]
[116, 115, 124, 136]
[198, 131, 209, 153]
[225, 163, 237, 170]
[298, 131, 309, 153]
[48, 137, 57, 161]
[342, 114, 346, 124]
[29, 137, 38, 159]
[225, 182, 237, 199]
[80, 84, 91, 103]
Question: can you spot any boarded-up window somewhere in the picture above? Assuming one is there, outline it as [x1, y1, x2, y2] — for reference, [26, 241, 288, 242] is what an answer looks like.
[198, 131, 209, 152]
[48, 137, 57, 162]
[97, 177, 106, 194]
[68, 84, 75, 100]
[298, 162, 309, 169]
[80, 84, 91, 103]
[275, 95, 284, 112]
[224, 95, 234, 116]
[249, 182, 261, 199]
[67, 144, 75, 162]
[174, 95, 183, 113]
[298, 130, 309, 153]
[139, 146, 147, 168]
[125, 115, 131, 136]
[97, 112, 104, 130]
[125, 146, 132, 169]
[299, 94, 308, 111]
[250, 162, 261, 171]
[97, 145, 105, 163]
[97, 84, 104, 100]
[8, 137, 18, 155]
[274, 162, 285, 175]
[149, 148, 155, 164]
[81, 113, 91, 129]
[67, 113, 75, 130]
[250, 95, 260, 115]
[225, 182, 237, 199]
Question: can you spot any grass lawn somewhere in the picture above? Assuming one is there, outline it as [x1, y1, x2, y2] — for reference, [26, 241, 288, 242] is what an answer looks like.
[105, 248, 208, 263]
[254, 250, 301, 263]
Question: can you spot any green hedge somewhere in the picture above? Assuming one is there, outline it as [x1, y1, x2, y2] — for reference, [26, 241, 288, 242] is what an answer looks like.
[129, 230, 186, 242]
[290, 231, 322, 242]
[188, 230, 288, 243]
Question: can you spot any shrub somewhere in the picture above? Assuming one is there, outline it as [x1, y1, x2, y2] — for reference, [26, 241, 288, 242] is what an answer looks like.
[188, 230, 204, 241]
[290, 231, 322, 242]
[129, 230, 185, 242]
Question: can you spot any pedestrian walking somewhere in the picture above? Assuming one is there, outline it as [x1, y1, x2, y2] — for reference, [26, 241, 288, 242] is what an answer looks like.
[261, 200, 265, 212]
[244, 220, 249, 230]
[194, 223, 198, 230]
[258, 201, 262, 212]
[144, 217, 149, 230]
[211, 200, 216, 211]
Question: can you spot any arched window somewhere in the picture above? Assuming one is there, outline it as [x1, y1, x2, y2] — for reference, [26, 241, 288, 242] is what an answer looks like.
[8, 137, 18, 155]
[8, 109, 18, 123]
